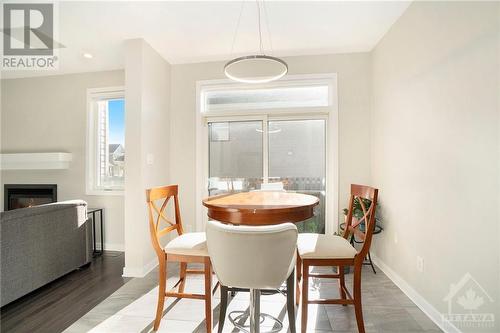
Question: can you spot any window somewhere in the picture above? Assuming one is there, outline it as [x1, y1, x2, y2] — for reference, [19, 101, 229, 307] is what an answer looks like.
[209, 121, 263, 195]
[208, 118, 326, 233]
[86, 87, 125, 195]
[203, 85, 329, 112]
[197, 74, 338, 234]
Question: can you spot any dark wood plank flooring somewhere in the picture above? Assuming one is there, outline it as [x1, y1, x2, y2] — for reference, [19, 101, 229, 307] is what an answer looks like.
[0, 251, 128, 333]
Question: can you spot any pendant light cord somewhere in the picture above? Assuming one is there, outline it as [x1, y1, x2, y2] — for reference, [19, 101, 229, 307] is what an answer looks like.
[256, 0, 264, 55]
[262, 0, 274, 55]
[231, 0, 270, 56]
[230, 1, 245, 56]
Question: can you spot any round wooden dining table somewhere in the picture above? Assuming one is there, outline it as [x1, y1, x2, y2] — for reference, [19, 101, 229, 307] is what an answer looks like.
[202, 191, 319, 225]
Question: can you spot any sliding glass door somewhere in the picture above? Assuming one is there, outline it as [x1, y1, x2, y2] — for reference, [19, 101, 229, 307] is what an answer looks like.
[208, 117, 326, 233]
[268, 119, 326, 233]
[208, 121, 263, 196]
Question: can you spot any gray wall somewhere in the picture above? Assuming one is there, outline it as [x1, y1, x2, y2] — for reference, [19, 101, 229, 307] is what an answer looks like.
[268, 120, 325, 179]
[1, 70, 125, 250]
[209, 121, 263, 179]
[209, 120, 325, 179]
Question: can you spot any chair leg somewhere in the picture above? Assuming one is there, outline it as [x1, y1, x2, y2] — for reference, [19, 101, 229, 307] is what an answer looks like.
[286, 269, 296, 333]
[154, 259, 166, 331]
[179, 262, 187, 293]
[353, 264, 365, 333]
[339, 265, 347, 306]
[296, 254, 302, 306]
[204, 257, 213, 333]
[300, 262, 309, 333]
[218, 285, 228, 333]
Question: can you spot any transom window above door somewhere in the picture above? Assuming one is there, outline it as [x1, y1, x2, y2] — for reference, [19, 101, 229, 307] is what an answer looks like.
[199, 74, 335, 114]
[204, 85, 329, 112]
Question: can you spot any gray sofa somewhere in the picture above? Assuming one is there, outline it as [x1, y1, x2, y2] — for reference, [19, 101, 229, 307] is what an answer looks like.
[0, 200, 93, 307]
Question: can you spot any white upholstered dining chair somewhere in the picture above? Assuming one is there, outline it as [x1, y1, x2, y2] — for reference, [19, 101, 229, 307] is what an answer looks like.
[206, 220, 298, 333]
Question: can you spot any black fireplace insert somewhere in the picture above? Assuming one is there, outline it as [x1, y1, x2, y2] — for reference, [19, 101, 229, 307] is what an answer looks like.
[4, 184, 57, 211]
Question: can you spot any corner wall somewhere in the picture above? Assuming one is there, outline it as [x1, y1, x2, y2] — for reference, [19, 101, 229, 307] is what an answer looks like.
[123, 39, 171, 277]
[371, 2, 499, 332]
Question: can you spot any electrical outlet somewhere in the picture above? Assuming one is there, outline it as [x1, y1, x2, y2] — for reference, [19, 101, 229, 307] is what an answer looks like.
[417, 256, 424, 272]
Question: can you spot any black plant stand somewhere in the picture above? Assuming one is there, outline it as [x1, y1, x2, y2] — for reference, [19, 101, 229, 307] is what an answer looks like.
[87, 208, 104, 257]
[339, 222, 382, 274]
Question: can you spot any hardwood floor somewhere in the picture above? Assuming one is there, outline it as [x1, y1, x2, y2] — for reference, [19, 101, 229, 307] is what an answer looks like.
[0, 251, 128, 333]
[66, 264, 443, 333]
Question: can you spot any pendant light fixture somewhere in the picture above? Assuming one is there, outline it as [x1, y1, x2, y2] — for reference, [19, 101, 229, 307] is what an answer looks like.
[224, 0, 288, 84]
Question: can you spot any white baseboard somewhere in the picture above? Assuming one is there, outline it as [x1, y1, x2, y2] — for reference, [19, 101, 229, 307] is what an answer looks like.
[371, 254, 461, 333]
[122, 257, 158, 278]
[96, 242, 124, 252]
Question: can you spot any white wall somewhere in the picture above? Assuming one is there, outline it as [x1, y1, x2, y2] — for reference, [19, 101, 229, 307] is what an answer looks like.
[1, 70, 125, 249]
[170, 53, 372, 232]
[123, 39, 171, 277]
[371, 2, 499, 332]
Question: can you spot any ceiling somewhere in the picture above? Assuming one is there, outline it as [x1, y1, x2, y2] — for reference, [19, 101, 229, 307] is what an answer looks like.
[1, 1, 411, 79]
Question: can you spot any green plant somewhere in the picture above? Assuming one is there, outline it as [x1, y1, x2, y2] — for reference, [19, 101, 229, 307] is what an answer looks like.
[339, 198, 383, 245]
[342, 197, 381, 225]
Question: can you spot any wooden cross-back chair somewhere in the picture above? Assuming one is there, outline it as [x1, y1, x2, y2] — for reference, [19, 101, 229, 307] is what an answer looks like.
[296, 184, 378, 333]
[146, 184, 218, 332]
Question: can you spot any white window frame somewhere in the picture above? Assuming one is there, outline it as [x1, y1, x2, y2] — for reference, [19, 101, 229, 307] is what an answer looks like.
[195, 74, 338, 234]
[86, 86, 125, 196]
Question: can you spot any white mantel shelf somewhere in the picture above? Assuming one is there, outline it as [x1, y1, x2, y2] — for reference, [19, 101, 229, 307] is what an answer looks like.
[0, 153, 73, 170]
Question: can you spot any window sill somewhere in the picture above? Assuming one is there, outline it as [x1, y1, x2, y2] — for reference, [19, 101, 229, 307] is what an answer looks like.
[86, 190, 124, 196]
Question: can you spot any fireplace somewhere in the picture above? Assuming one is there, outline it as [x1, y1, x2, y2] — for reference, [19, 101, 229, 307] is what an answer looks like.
[4, 184, 57, 211]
